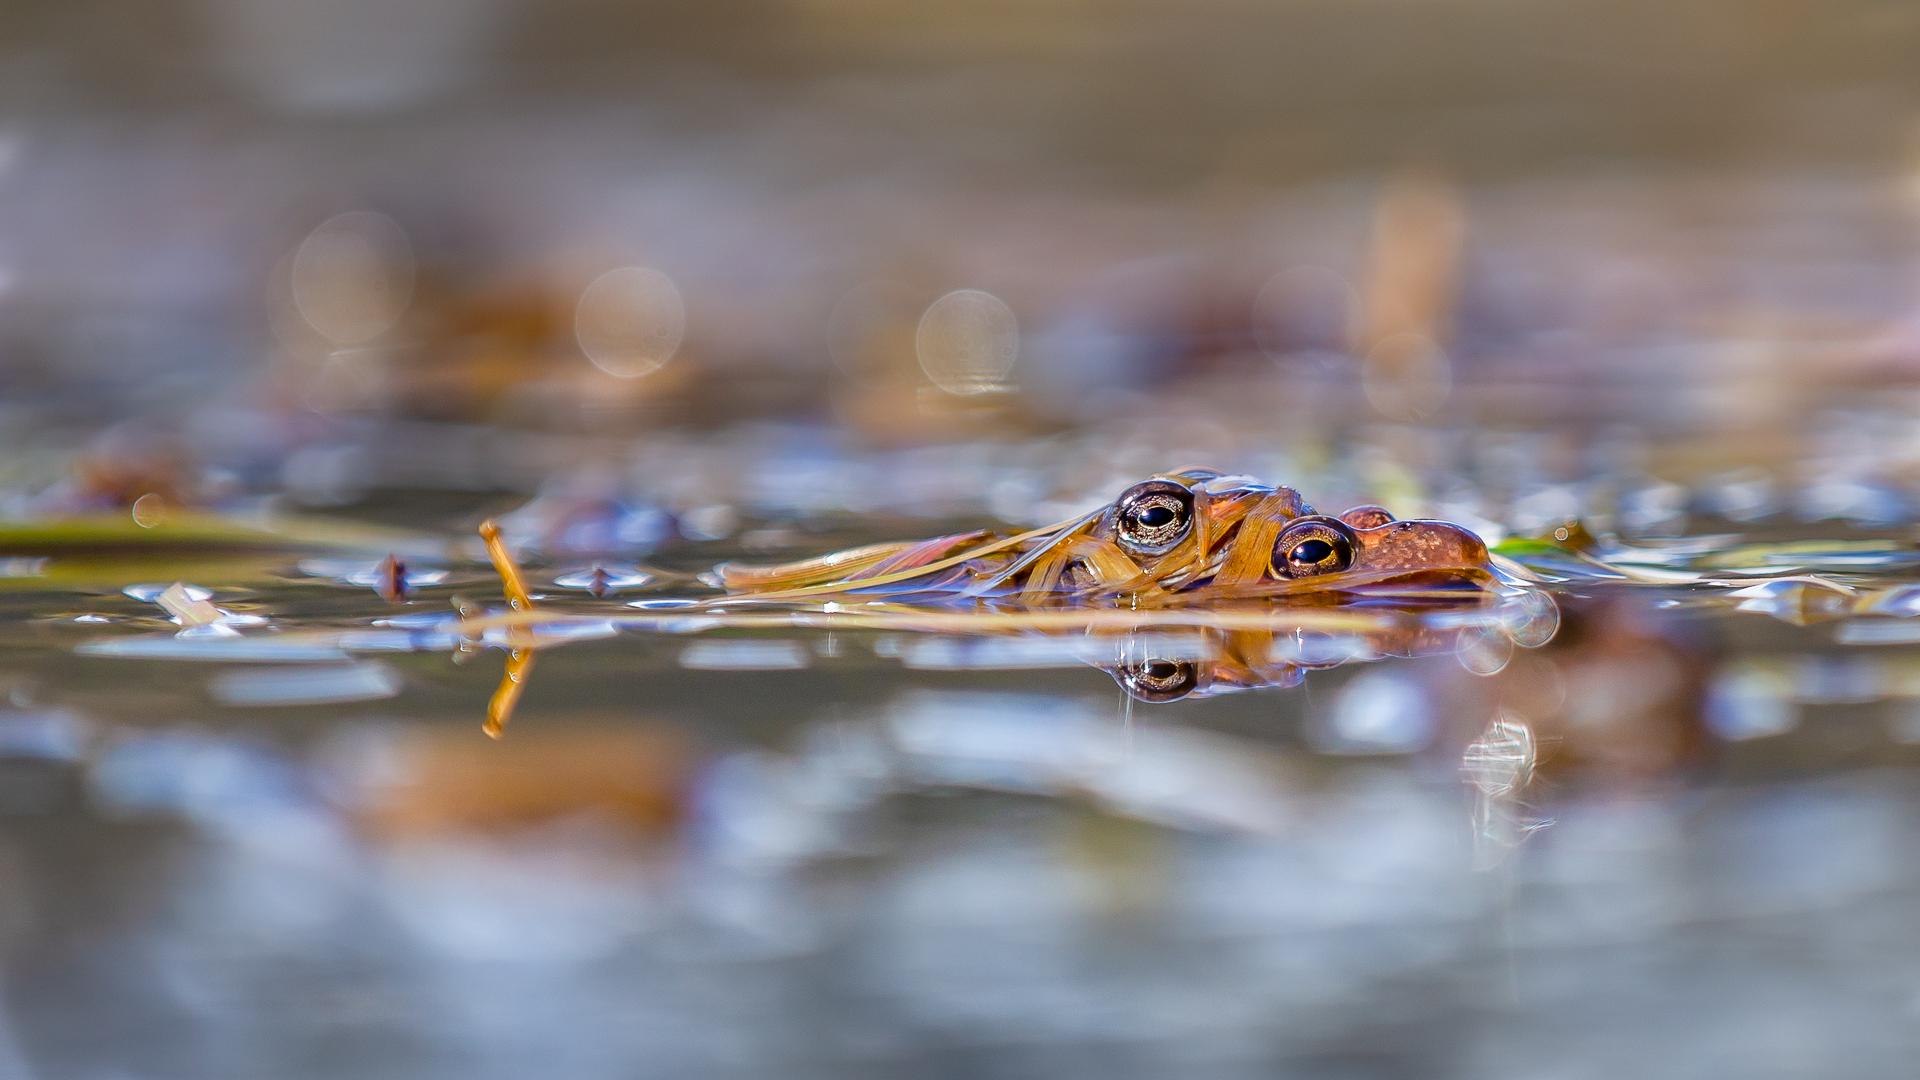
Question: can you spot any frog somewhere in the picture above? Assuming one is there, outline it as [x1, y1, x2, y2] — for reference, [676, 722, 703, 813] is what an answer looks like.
[713, 467, 1491, 606]
[465, 476, 1499, 735]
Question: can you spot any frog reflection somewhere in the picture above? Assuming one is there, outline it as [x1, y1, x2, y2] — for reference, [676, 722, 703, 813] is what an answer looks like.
[716, 468, 1491, 606]
[1107, 619, 1493, 703]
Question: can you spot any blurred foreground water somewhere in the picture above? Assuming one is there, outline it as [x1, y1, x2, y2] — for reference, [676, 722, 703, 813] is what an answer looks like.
[8, 495, 1920, 1078]
[12, 160, 1920, 1072]
[14, 0, 1920, 1074]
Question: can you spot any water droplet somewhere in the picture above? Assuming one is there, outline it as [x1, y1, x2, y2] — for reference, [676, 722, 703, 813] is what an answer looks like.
[1454, 624, 1514, 675]
[130, 492, 166, 528]
[1496, 589, 1560, 648]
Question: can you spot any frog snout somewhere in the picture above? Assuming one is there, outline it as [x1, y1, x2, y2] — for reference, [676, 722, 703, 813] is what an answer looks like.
[1353, 520, 1490, 574]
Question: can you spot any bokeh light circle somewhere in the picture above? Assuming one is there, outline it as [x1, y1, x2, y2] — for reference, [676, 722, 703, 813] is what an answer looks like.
[290, 211, 414, 345]
[915, 289, 1018, 395]
[575, 267, 687, 378]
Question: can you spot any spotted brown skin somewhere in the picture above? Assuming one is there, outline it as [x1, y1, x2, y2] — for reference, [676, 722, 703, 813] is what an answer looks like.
[1345, 515, 1489, 579]
[716, 467, 1492, 606]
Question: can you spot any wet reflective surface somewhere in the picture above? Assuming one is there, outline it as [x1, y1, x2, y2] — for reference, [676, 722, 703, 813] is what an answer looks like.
[16, 0, 1920, 1073]
[6, 492, 1920, 1078]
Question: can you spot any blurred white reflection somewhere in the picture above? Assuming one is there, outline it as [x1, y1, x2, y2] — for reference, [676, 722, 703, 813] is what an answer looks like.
[1837, 619, 1920, 645]
[298, 557, 450, 590]
[209, 662, 402, 706]
[477, 619, 621, 651]
[123, 582, 213, 604]
[915, 289, 1018, 395]
[575, 267, 686, 378]
[1855, 583, 1920, 618]
[1791, 655, 1883, 705]
[290, 211, 415, 345]
[1271, 630, 1375, 666]
[883, 691, 1293, 834]
[1464, 711, 1545, 861]
[1506, 484, 1582, 538]
[678, 504, 739, 541]
[336, 628, 463, 653]
[280, 443, 370, 506]
[91, 732, 315, 830]
[0, 708, 88, 761]
[1462, 712, 1535, 797]
[1731, 578, 1856, 625]
[679, 640, 810, 671]
[379, 835, 656, 961]
[1699, 467, 1779, 522]
[904, 634, 1209, 671]
[1618, 479, 1690, 536]
[78, 636, 352, 662]
[1705, 663, 1798, 740]
[1313, 668, 1433, 754]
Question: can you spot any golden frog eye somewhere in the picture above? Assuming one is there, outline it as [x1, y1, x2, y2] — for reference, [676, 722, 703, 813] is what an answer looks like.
[1111, 480, 1194, 555]
[1271, 516, 1357, 579]
[1116, 656, 1199, 702]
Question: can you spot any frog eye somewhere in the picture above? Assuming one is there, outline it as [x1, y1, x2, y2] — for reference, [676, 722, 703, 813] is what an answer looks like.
[1112, 480, 1194, 555]
[1116, 656, 1199, 702]
[1270, 516, 1357, 579]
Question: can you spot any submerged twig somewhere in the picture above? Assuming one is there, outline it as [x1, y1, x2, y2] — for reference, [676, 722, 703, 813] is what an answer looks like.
[478, 517, 538, 736]
[485, 647, 535, 739]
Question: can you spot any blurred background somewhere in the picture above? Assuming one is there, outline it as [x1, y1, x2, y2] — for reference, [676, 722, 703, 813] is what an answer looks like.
[10, 1, 1920, 1077]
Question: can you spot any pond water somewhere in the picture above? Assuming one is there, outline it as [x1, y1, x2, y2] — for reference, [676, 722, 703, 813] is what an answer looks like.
[6, 0, 1920, 1071]
[5, 495, 1920, 1080]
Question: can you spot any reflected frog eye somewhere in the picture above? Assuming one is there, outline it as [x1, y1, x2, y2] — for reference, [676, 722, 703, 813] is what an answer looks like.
[1112, 481, 1194, 555]
[1270, 516, 1357, 579]
[1117, 656, 1200, 702]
